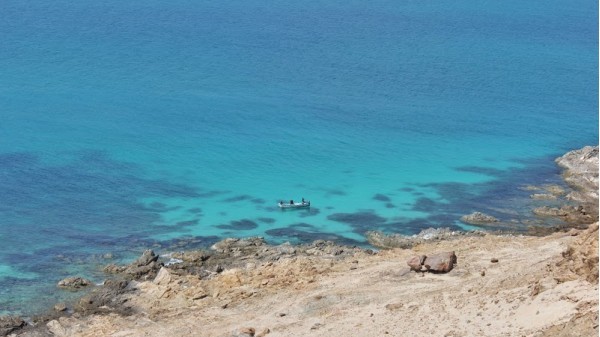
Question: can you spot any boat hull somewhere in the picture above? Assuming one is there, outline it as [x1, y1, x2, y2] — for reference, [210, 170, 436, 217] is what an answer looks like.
[278, 202, 310, 209]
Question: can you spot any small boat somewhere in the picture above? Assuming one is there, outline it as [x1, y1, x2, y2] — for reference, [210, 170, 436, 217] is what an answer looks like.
[278, 199, 310, 209]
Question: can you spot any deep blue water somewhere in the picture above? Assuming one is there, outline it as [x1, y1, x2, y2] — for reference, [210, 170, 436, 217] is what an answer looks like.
[0, 0, 597, 315]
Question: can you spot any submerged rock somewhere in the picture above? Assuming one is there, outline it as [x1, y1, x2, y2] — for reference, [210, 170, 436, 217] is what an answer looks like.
[460, 212, 499, 225]
[366, 228, 474, 249]
[57, 277, 93, 290]
[530, 193, 558, 200]
[212, 237, 267, 253]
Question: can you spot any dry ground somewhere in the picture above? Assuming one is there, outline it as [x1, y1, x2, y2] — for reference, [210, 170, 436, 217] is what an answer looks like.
[32, 224, 598, 337]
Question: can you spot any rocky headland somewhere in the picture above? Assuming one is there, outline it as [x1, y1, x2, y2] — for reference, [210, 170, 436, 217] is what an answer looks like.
[3, 146, 598, 337]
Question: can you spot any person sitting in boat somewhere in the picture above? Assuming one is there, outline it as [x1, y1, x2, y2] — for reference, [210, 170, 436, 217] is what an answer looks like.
[301, 197, 305, 203]
[279, 201, 283, 206]
[290, 199, 294, 205]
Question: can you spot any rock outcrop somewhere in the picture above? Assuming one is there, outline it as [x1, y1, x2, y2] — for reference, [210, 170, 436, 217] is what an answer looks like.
[559, 223, 599, 284]
[104, 249, 162, 281]
[532, 205, 595, 226]
[0, 316, 25, 337]
[74, 279, 130, 315]
[555, 146, 599, 205]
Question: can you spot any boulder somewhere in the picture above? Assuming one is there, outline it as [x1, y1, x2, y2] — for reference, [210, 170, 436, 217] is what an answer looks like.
[423, 252, 457, 273]
[406, 255, 427, 272]
[0, 316, 26, 336]
[153, 267, 173, 285]
[232, 327, 256, 337]
[132, 249, 159, 267]
[57, 276, 93, 289]
[117, 250, 163, 280]
[103, 264, 126, 274]
[406, 252, 457, 273]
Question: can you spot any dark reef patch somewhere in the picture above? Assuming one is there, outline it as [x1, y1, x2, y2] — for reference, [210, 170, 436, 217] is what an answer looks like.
[298, 208, 320, 217]
[400, 154, 568, 232]
[187, 207, 203, 214]
[176, 219, 200, 227]
[257, 217, 276, 224]
[411, 197, 438, 212]
[0, 149, 214, 315]
[385, 203, 395, 208]
[221, 195, 254, 203]
[0, 150, 204, 238]
[291, 222, 316, 229]
[197, 190, 228, 198]
[216, 219, 259, 230]
[251, 198, 266, 204]
[146, 202, 181, 212]
[327, 211, 387, 227]
[373, 193, 391, 202]
[322, 188, 347, 196]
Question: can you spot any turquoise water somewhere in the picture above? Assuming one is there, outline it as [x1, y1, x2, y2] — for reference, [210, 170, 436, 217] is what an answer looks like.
[0, 0, 597, 315]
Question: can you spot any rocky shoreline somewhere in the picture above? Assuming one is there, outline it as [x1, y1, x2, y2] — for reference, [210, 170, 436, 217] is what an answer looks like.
[2, 146, 598, 337]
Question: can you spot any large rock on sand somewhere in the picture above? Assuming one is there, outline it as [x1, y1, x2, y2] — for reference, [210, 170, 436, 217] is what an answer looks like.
[407, 251, 457, 273]
[407, 255, 427, 272]
[423, 251, 457, 273]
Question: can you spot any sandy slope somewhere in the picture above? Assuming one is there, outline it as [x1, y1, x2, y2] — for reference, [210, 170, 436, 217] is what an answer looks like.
[34, 224, 598, 337]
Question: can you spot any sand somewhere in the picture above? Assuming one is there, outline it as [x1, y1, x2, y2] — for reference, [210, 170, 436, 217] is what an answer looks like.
[30, 224, 598, 337]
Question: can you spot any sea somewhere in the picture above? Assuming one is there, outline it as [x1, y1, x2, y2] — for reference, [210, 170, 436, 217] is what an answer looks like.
[0, 0, 597, 316]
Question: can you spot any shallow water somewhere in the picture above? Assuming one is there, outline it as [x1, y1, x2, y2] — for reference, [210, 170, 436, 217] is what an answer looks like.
[0, 0, 597, 315]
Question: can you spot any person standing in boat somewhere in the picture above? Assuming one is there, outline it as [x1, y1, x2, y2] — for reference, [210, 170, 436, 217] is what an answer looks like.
[301, 197, 305, 204]
[290, 199, 294, 205]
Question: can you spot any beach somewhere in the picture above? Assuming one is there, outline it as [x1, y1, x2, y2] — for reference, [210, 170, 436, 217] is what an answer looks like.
[3, 146, 598, 337]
